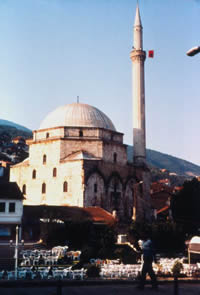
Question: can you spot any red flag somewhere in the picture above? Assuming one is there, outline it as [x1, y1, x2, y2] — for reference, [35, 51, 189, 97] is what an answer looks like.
[148, 50, 154, 58]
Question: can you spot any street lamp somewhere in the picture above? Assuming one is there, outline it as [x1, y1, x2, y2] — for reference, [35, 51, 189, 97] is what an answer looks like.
[186, 46, 200, 57]
[10, 225, 24, 280]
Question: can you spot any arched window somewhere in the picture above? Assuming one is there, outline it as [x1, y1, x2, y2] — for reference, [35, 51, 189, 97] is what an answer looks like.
[46, 132, 49, 139]
[113, 152, 117, 163]
[32, 169, 36, 179]
[42, 183, 46, 194]
[94, 183, 97, 193]
[53, 168, 57, 177]
[22, 184, 26, 195]
[63, 181, 68, 192]
[43, 154, 47, 164]
[79, 130, 83, 137]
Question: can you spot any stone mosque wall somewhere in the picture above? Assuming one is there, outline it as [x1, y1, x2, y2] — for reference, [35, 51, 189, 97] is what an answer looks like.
[10, 157, 84, 206]
[10, 98, 151, 222]
[60, 140, 103, 160]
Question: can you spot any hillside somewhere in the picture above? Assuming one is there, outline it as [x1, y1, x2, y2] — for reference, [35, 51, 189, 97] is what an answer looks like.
[127, 145, 200, 178]
[0, 120, 32, 164]
[0, 119, 32, 134]
[0, 125, 32, 139]
[0, 119, 32, 139]
[0, 119, 200, 179]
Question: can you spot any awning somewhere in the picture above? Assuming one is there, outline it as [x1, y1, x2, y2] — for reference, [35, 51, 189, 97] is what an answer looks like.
[188, 236, 200, 254]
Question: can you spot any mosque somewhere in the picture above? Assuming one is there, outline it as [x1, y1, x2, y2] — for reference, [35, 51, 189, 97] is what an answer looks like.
[10, 5, 151, 223]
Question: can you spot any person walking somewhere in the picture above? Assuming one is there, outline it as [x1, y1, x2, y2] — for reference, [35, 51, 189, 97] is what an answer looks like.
[137, 233, 158, 290]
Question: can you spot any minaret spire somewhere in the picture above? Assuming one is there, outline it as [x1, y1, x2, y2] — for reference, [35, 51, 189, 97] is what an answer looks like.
[130, 4, 146, 166]
[133, 4, 143, 51]
[134, 4, 142, 28]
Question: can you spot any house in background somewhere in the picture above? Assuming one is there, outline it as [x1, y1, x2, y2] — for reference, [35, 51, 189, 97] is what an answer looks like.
[0, 161, 11, 182]
[150, 181, 173, 220]
[0, 181, 24, 240]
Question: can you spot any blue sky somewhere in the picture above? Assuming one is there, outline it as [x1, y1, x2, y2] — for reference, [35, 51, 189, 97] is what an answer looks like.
[0, 0, 200, 165]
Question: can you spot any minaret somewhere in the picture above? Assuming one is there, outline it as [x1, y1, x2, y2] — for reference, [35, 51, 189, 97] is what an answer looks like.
[130, 4, 146, 166]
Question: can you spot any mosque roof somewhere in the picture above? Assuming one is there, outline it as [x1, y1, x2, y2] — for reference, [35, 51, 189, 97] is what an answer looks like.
[61, 151, 101, 162]
[39, 102, 116, 131]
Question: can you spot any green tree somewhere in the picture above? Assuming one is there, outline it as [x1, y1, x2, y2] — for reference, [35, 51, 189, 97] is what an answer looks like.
[128, 221, 186, 253]
[171, 178, 200, 227]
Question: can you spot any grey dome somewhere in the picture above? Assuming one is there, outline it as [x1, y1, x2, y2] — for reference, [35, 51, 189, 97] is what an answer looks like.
[39, 103, 116, 131]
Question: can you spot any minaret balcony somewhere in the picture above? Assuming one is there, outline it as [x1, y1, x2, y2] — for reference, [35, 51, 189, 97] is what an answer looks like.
[130, 50, 146, 62]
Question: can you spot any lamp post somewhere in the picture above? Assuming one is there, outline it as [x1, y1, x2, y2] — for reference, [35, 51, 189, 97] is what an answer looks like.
[10, 225, 24, 280]
[186, 46, 200, 57]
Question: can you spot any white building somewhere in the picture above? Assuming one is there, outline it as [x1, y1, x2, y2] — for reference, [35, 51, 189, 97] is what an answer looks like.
[0, 182, 23, 239]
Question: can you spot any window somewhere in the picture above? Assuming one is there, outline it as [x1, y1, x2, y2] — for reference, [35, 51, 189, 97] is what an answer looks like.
[42, 183, 46, 194]
[9, 203, 15, 213]
[113, 152, 117, 163]
[22, 184, 26, 195]
[46, 132, 49, 139]
[0, 202, 5, 213]
[32, 169, 36, 179]
[53, 168, 57, 177]
[94, 183, 97, 193]
[43, 154, 47, 165]
[79, 130, 83, 137]
[0, 225, 11, 237]
[63, 181, 68, 192]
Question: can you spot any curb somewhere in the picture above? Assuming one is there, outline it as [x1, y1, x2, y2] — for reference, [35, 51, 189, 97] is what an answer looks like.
[0, 278, 200, 288]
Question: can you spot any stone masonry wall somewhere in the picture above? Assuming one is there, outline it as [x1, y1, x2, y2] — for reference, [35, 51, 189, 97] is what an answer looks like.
[83, 160, 136, 221]
[103, 142, 127, 165]
[10, 159, 84, 206]
[29, 140, 61, 166]
[33, 127, 64, 141]
[60, 139, 103, 160]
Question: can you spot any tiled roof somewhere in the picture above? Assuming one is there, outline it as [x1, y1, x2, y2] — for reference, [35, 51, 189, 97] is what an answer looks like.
[23, 205, 116, 226]
[157, 205, 169, 214]
[83, 207, 116, 225]
[151, 191, 171, 210]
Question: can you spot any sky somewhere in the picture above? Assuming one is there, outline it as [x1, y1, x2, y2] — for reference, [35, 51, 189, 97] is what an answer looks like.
[0, 0, 200, 165]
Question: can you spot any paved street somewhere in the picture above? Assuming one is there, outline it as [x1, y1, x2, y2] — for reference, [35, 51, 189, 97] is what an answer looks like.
[0, 283, 200, 295]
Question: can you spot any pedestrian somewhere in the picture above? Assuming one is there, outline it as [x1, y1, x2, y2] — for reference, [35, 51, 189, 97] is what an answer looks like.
[137, 232, 158, 290]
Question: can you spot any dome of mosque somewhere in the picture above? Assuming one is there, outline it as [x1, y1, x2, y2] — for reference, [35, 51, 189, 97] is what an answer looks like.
[39, 102, 116, 131]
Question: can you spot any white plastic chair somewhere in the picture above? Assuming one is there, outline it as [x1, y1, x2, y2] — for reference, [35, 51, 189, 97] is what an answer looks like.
[7, 271, 15, 280]
[18, 270, 27, 279]
[72, 268, 85, 280]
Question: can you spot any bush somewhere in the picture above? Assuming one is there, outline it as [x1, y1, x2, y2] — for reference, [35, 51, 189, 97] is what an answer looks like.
[80, 247, 97, 264]
[40, 221, 67, 247]
[171, 259, 183, 277]
[114, 245, 137, 264]
[86, 264, 100, 278]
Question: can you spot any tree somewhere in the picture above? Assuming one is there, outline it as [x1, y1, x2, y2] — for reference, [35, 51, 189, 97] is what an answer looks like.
[171, 178, 200, 227]
[128, 221, 185, 253]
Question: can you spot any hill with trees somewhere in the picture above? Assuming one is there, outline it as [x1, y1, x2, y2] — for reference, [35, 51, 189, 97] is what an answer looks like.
[127, 145, 200, 178]
[1, 120, 200, 180]
[0, 119, 32, 164]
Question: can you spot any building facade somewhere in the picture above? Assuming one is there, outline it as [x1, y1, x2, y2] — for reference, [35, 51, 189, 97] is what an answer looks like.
[0, 181, 23, 239]
[10, 103, 140, 222]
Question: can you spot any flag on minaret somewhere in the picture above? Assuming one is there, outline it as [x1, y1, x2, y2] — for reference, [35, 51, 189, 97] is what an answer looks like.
[148, 50, 154, 58]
